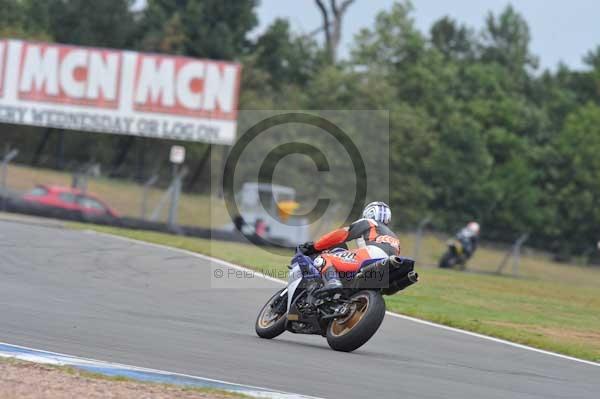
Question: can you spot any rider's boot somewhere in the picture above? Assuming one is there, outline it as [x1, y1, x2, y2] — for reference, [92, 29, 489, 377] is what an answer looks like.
[320, 267, 343, 293]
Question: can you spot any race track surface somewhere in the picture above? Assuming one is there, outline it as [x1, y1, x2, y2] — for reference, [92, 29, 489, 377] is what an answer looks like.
[0, 220, 598, 399]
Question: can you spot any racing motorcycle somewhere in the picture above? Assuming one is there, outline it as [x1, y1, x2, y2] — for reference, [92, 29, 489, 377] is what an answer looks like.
[438, 239, 468, 270]
[255, 248, 418, 352]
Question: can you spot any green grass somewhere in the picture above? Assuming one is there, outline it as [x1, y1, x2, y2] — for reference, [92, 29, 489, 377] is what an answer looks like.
[6, 164, 231, 228]
[72, 223, 600, 362]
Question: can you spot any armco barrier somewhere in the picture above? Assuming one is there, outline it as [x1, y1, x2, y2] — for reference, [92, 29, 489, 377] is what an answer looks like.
[0, 195, 290, 248]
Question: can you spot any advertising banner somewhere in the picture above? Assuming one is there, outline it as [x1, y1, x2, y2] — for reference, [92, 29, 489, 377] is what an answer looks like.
[0, 39, 241, 144]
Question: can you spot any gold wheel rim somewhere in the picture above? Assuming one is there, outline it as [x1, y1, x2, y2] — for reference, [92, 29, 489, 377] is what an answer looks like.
[258, 297, 284, 328]
[329, 294, 370, 337]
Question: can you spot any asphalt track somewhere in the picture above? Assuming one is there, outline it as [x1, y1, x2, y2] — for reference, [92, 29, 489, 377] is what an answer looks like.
[0, 219, 598, 399]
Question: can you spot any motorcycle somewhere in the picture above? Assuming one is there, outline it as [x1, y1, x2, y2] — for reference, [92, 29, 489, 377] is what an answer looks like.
[255, 248, 418, 352]
[438, 239, 468, 269]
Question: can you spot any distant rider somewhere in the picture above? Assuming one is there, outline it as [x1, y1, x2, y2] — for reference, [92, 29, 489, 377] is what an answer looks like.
[299, 201, 400, 292]
[456, 221, 480, 259]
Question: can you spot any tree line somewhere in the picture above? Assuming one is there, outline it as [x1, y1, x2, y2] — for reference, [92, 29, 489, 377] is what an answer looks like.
[1, 0, 600, 259]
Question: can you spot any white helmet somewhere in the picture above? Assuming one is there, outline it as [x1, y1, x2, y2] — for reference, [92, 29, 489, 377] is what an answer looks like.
[467, 221, 480, 235]
[362, 201, 391, 225]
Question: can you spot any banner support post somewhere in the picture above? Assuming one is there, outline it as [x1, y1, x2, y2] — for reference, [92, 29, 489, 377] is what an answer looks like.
[168, 163, 179, 228]
[1, 147, 19, 211]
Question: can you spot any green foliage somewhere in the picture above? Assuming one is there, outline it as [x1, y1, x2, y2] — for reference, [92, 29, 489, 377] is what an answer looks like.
[481, 5, 538, 71]
[252, 18, 324, 88]
[2, 0, 600, 258]
[0, 0, 52, 40]
[430, 17, 474, 60]
[137, 0, 258, 59]
[543, 103, 600, 254]
[352, 1, 425, 70]
[345, 1, 599, 256]
[49, 0, 135, 48]
[0, 0, 23, 28]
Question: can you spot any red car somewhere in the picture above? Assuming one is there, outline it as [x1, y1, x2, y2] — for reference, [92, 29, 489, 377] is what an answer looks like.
[22, 185, 119, 218]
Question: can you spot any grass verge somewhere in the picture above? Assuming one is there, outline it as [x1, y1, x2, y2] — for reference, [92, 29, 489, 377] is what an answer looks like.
[72, 223, 600, 362]
[0, 356, 249, 398]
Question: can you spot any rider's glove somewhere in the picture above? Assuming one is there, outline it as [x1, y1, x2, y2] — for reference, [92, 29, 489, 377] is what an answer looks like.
[299, 241, 316, 256]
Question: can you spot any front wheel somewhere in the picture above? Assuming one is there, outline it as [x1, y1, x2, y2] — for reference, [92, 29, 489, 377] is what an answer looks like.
[326, 290, 386, 352]
[255, 289, 288, 339]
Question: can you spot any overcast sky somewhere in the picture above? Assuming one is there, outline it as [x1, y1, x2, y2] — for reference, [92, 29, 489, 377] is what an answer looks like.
[253, 0, 599, 71]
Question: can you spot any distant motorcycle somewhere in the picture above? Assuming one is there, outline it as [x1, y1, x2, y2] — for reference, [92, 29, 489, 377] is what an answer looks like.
[255, 248, 418, 352]
[438, 239, 469, 270]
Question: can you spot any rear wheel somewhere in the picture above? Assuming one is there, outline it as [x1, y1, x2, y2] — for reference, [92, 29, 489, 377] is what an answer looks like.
[439, 250, 455, 268]
[326, 290, 386, 352]
[255, 289, 287, 339]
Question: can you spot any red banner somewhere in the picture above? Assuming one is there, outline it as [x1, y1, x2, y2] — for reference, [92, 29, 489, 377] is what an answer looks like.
[0, 39, 241, 143]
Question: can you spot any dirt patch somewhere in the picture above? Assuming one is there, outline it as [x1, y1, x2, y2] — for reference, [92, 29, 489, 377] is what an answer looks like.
[0, 359, 244, 399]
[487, 321, 600, 349]
[534, 326, 600, 343]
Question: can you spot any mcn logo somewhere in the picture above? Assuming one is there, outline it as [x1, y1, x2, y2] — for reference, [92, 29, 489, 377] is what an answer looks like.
[19, 43, 121, 108]
[11, 40, 240, 120]
[134, 55, 238, 119]
[0, 39, 241, 143]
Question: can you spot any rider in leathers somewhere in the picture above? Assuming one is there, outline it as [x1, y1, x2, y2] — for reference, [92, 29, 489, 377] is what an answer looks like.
[299, 201, 399, 292]
[456, 221, 480, 259]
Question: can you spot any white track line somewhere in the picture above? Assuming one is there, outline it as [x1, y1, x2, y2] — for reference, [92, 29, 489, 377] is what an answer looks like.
[0, 341, 321, 399]
[85, 229, 600, 367]
[383, 313, 600, 367]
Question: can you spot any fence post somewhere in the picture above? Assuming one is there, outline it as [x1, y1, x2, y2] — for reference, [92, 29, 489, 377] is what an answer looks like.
[167, 164, 179, 228]
[1, 148, 19, 211]
[150, 185, 174, 222]
[167, 166, 188, 228]
[140, 174, 158, 219]
[512, 233, 529, 276]
[496, 233, 529, 275]
[413, 216, 431, 263]
[71, 163, 99, 193]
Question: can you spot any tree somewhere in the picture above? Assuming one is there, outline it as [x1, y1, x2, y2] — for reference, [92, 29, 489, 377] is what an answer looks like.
[480, 128, 541, 239]
[542, 103, 600, 254]
[314, 0, 355, 63]
[253, 18, 324, 88]
[387, 103, 435, 227]
[138, 0, 258, 59]
[426, 113, 492, 229]
[352, 1, 424, 69]
[430, 16, 474, 60]
[3, 0, 600, 258]
[481, 5, 538, 72]
[47, 0, 136, 48]
[582, 46, 600, 101]
[0, 0, 23, 29]
[0, 0, 52, 39]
